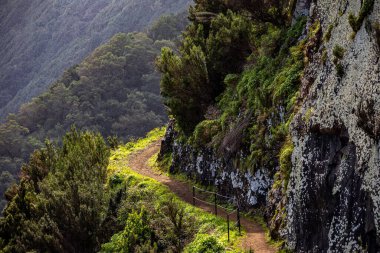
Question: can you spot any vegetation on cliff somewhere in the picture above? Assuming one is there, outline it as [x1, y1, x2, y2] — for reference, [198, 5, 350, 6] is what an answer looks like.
[157, 0, 306, 169]
[157, 0, 321, 243]
[3, 0, 375, 251]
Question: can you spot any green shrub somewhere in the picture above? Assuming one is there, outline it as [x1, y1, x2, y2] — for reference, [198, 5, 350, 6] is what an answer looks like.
[348, 13, 359, 32]
[100, 208, 152, 253]
[279, 137, 294, 189]
[348, 0, 375, 32]
[321, 48, 327, 64]
[107, 135, 120, 149]
[0, 129, 111, 253]
[109, 174, 124, 187]
[185, 234, 224, 253]
[332, 45, 345, 77]
[332, 45, 345, 59]
[323, 24, 333, 42]
[191, 120, 221, 146]
[335, 63, 345, 78]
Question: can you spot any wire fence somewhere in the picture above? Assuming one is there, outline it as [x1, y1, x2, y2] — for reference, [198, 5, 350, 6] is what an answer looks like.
[192, 185, 241, 241]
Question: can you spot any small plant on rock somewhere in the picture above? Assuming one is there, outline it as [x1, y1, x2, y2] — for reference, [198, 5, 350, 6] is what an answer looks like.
[335, 63, 345, 78]
[332, 45, 345, 78]
[333, 45, 345, 59]
[348, 0, 375, 32]
[323, 24, 334, 42]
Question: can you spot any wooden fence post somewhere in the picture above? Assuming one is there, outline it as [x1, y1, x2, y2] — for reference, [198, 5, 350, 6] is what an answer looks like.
[227, 214, 230, 242]
[214, 192, 217, 216]
[192, 186, 195, 206]
[237, 207, 241, 235]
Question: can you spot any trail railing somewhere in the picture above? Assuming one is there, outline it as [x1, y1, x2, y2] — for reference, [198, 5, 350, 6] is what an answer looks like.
[192, 185, 241, 241]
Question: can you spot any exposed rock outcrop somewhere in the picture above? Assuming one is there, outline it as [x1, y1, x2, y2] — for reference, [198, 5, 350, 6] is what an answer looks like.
[287, 0, 380, 251]
[160, 120, 272, 209]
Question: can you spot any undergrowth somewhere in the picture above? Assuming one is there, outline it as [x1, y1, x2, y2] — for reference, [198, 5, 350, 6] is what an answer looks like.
[103, 128, 244, 252]
[187, 17, 308, 174]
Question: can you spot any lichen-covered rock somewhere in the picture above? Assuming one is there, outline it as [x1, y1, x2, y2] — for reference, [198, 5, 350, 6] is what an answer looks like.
[293, 0, 312, 21]
[172, 143, 273, 208]
[158, 119, 177, 160]
[161, 120, 272, 209]
[287, 0, 380, 251]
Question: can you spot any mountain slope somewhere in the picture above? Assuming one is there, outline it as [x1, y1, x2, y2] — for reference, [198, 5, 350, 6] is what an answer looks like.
[0, 0, 190, 119]
[0, 13, 189, 211]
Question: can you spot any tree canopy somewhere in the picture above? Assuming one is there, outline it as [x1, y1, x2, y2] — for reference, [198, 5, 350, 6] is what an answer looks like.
[0, 13, 188, 212]
[0, 129, 110, 252]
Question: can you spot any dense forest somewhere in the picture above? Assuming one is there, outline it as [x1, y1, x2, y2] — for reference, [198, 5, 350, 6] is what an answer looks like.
[0, 13, 188, 211]
[0, 0, 190, 119]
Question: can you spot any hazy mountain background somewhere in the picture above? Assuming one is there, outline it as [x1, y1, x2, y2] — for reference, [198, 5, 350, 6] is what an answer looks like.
[0, 0, 190, 120]
[0, 0, 190, 212]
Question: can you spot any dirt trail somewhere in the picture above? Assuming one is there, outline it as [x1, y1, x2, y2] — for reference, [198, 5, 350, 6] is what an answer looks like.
[128, 141, 277, 253]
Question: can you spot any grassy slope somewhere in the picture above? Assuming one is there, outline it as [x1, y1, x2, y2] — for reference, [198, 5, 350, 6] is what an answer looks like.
[105, 128, 244, 252]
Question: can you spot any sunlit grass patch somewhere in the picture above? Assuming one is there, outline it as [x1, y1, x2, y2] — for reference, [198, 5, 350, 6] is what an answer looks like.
[104, 127, 244, 252]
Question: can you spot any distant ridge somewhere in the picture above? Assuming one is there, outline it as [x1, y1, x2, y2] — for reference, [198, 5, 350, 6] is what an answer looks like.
[0, 0, 191, 120]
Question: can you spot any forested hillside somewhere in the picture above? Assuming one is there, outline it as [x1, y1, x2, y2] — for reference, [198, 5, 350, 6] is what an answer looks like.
[0, 13, 188, 211]
[0, 0, 190, 119]
[0, 128, 242, 252]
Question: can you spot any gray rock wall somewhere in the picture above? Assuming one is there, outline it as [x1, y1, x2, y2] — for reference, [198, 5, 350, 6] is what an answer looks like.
[287, 0, 380, 251]
[160, 121, 272, 209]
[293, 0, 312, 21]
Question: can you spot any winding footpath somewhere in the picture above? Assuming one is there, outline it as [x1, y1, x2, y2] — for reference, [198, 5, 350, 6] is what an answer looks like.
[127, 141, 277, 253]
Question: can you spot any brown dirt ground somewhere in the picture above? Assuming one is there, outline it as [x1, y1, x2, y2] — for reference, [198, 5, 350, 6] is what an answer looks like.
[127, 141, 277, 253]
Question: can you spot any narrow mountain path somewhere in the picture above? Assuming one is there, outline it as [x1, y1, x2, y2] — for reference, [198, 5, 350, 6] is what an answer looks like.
[127, 140, 277, 253]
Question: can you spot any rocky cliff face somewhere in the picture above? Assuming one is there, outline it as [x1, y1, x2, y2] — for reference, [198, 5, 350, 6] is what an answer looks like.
[159, 0, 380, 251]
[159, 121, 273, 208]
[287, 0, 380, 252]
